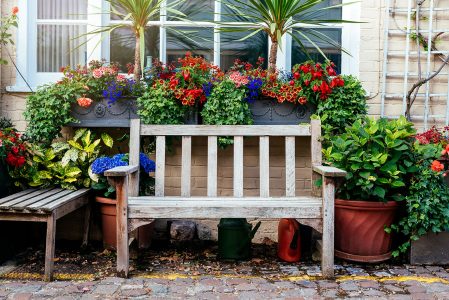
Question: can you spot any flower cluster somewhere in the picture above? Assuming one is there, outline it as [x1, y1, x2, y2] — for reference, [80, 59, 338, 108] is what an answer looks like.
[77, 97, 93, 108]
[431, 160, 445, 173]
[59, 60, 144, 107]
[245, 78, 263, 103]
[91, 153, 155, 175]
[415, 126, 449, 146]
[0, 128, 28, 168]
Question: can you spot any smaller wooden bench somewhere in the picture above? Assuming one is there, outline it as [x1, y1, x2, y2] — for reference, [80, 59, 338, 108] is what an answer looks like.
[105, 119, 346, 279]
[0, 188, 91, 281]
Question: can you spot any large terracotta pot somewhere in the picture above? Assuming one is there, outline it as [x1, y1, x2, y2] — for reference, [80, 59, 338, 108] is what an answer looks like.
[96, 196, 117, 250]
[96, 196, 154, 250]
[335, 199, 399, 262]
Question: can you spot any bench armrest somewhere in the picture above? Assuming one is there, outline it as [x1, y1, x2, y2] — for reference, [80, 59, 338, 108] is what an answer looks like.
[313, 165, 347, 178]
[104, 165, 139, 177]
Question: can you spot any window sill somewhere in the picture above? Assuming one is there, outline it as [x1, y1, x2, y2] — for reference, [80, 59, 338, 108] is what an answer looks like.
[6, 86, 36, 93]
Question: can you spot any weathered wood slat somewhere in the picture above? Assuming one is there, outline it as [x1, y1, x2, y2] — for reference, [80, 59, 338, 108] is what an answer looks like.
[285, 137, 296, 197]
[311, 119, 323, 198]
[155, 136, 166, 197]
[27, 190, 78, 210]
[12, 189, 69, 210]
[104, 166, 139, 177]
[207, 136, 217, 197]
[0, 189, 56, 209]
[322, 177, 336, 278]
[259, 136, 270, 197]
[38, 189, 90, 211]
[0, 189, 37, 205]
[129, 119, 141, 197]
[313, 165, 347, 177]
[140, 125, 311, 137]
[181, 136, 192, 197]
[233, 136, 244, 197]
[128, 201, 322, 219]
[129, 196, 321, 204]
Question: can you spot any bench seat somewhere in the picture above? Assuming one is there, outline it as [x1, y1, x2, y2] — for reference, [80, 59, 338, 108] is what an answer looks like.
[0, 188, 91, 281]
[128, 197, 322, 219]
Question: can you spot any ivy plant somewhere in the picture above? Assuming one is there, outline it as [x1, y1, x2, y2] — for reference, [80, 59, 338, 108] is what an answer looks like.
[324, 116, 417, 202]
[24, 83, 84, 145]
[389, 142, 449, 256]
[137, 84, 186, 125]
[201, 80, 253, 147]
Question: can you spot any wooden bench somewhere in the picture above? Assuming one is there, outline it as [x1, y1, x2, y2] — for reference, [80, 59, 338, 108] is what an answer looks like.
[105, 119, 346, 278]
[0, 188, 91, 281]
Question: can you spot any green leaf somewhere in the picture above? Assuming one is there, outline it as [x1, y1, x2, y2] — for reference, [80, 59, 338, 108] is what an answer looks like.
[65, 167, 82, 178]
[373, 186, 386, 199]
[73, 128, 87, 141]
[61, 149, 79, 166]
[101, 133, 114, 148]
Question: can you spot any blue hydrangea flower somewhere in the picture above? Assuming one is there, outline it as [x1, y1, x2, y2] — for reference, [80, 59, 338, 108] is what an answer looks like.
[91, 157, 114, 175]
[140, 153, 156, 174]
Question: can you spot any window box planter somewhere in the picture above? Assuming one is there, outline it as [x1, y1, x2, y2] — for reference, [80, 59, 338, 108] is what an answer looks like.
[70, 97, 198, 127]
[249, 96, 313, 125]
[70, 97, 138, 128]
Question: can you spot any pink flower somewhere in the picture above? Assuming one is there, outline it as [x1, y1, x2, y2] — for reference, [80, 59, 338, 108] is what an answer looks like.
[77, 97, 93, 108]
[229, 71, 249, 88]
[116, 74, 126, 82]
[92, 68, 103, 79]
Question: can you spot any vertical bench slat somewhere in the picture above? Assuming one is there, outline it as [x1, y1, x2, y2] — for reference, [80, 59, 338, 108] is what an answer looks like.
[155, 136, 166, 197]
[285, 136, 296, 197]
[259, 136, 270, 197]
[233, 136, 244, 197]
[181, 136, 192, 197]
[311, 119, 322, 197]
[129, 119, 141, 197]
[207, 136, 218, 197]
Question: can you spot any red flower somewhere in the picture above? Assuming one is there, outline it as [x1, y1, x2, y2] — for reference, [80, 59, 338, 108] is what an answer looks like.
[11, 146, 19, 154]
[298, 97, 307, 105]
[289, 80, 295, 86]
[312, 85, 319, 92]
[304, 80, 310, 86]
[77, 97, 93, 108]
[431, 160, 445, 172]
[182, 70, 191, 81]
[12, 6, 18, 15]
[293, 72, 300, 79]
[326, 66, 337, 76]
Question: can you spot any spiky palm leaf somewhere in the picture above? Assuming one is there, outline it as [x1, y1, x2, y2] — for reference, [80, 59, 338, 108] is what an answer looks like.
[219, 0, 357, 73]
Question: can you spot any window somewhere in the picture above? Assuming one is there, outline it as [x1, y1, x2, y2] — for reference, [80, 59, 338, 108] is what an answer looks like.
[11, 0, 360, 90]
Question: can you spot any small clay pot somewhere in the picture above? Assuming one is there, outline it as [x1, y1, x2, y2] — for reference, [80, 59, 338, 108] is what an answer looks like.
[96, 196, 117, 250]
[335, 199, 399, 262]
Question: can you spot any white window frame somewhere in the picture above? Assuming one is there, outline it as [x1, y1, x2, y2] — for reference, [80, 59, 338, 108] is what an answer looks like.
[9, 0, 360, 91]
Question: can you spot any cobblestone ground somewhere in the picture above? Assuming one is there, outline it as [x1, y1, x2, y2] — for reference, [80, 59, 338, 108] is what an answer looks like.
[2, 264, 449, 299]
[1, 243, 449, 299]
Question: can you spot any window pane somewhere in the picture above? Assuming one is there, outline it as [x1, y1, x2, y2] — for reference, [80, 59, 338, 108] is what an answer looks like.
[291, 28, 342, 72]
[299, 0, 342, 20]
[110, 27, 160, 72]
[110, 3, 160, 21]
[37, 25, 87, 72]
[167, 0, 214, 21]
[220, 31, 268, 71]
[166, 27, 213, 64]
[37, 0, 88, 20]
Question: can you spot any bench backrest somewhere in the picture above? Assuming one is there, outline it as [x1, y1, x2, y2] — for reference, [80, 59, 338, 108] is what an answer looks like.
[128, 119, 322, 198]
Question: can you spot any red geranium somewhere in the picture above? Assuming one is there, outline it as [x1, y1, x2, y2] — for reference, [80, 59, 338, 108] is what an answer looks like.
[0, 128, 29, 169]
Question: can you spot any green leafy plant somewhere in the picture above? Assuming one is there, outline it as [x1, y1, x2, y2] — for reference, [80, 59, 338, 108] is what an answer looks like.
[137, 84, 187, 125]
[0, 6, 18, 65]
[324, 116, 417, 202]
[389, 142, 449, 256]
[220, 0, 354, 73]
[315, 75, 367, 142]
[10, 129, 113, 190]
[201, 79, 253, 147]
[24, 83, 84, 145]
[0, 117, 13, 129]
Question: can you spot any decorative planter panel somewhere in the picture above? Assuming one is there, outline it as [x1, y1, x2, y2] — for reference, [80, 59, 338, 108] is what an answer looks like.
[70, 98, 138, 128]
[249, 97, 313, 125]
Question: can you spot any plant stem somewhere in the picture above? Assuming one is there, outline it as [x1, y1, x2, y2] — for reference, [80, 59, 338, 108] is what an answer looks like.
[134, 33, 141, 82]
[268, 40, 278, 75]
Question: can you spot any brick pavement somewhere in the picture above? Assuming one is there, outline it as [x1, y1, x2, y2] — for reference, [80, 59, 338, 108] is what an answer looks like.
[2, 264, 449, 299]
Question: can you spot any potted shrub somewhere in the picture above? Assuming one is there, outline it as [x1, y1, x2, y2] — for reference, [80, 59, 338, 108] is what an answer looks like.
[90, 153, 155, 249]
[324, 116, 417, 262]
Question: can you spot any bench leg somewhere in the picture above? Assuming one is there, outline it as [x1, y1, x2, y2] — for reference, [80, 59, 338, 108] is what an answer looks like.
[82, 202, 92, 248]
[44, 215, 56, 281]
[321, 177, 335, 278]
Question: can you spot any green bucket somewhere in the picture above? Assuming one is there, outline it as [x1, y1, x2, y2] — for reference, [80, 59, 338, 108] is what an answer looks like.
[218, 218, 261, 260]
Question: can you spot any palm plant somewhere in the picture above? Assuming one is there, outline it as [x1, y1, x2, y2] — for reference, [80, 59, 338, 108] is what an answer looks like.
[88, 0, 185, 80]
[220, 0, 356, 73]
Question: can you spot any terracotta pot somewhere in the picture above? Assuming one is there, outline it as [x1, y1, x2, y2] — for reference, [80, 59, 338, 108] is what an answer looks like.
[335, 199, 399, 262]
[96, 196, 117, 250]
[95, 196, 154, 250]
